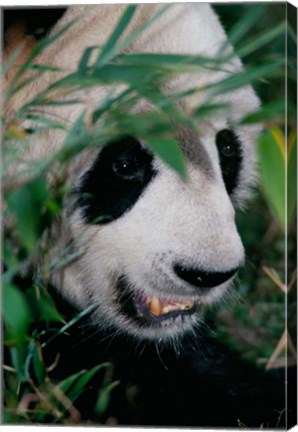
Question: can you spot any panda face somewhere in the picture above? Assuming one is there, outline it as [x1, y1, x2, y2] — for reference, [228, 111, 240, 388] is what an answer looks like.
[32, 4, 261, 344]
[52, 114, 258, 343]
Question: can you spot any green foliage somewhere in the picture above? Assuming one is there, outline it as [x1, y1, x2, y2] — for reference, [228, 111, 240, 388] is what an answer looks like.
[258, 129, 297, 231]
[3, 283, 31, 345]
[287, 132, 297, 228]
[6, 178, 57, 253]
[258, 129, 286, 230]
[2, 3, 295, 425]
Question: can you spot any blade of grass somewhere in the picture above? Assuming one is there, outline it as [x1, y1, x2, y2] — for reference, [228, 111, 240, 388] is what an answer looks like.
[42, 304, 98, 348]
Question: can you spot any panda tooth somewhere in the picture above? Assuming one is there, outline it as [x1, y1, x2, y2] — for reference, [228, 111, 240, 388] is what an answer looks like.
[149, 296, 162, 316]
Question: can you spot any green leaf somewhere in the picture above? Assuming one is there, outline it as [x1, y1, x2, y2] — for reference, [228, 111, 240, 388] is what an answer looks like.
[32, 343, 46, 385]
[58, 111, 90, 163]
[20, 114, 67, 131]
[193, 102, 230, 119]
[1, 41, 27, 76]
[8, 17, 79, 97]
[287, 132, 297, 228]
[236, 22, 285, 60]
[3, 283, 31, 344]
[206, 60, 284, 96]
[42, 304, 98, 348]
[5, 178, 49, 253]
[95, 380, 120, 416]
[67, 363, 110, 402]
[120, 52, 220, 70]
[26, 283, 63, 323]
[56, 363, 111, 405]
[241, 100, 285, 125]
[258, 129, 285, 230]
[96, 5, 137, 67]
[146, 137, 187, 181]
[56, 370, 85, 396]
[78, 46, 100, 74]
[95, 5, 171, 68]
[23, 64, 62, 73]
[219, 4, 265, 55]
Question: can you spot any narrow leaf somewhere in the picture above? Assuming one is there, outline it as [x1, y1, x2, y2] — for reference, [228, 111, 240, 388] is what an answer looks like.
[219, 5, 265, 55]
[42, 304, 98, 348]
[96, 5, 137, 67]
[3, 283, 31, 344]
[146, 137, 187, 181]
[206, 60, 284, 96]
[287, 132, 297, 228]
[258, 129, 285, 230]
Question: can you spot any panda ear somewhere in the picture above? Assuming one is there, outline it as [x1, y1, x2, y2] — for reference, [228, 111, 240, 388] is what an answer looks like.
[215, 129, 242, 195]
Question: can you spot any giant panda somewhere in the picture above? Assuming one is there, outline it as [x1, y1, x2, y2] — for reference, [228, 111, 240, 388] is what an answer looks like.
[3, 4, 293, 428]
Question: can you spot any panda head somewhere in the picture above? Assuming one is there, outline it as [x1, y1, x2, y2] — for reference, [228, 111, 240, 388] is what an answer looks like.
[50, 109, 260, 344]
[37, 4, 261, 344]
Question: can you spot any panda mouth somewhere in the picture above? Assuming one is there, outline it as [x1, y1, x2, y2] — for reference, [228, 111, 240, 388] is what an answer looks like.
[117, 277, 196, 324]
[134, 291, 195, 322]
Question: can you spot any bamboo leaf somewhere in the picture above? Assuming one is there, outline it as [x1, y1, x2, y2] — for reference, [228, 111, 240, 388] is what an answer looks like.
[3, 283, 31, 344]
[95, 4, 172, 68]
[66, 364, 111, 403]
[258, 129, 285, 230]
[20, 114, 67, 131]
[146, 137, 187, 181]
[287, 132, 297, 228]
[120, 52, 221, 70]
[56, 363, 110, 403]
[96, 5, 137, 67]
[219, 4, 265, 55]
[8, 17, 79, 96]
[5, 178, 49, 253]
[241, 100, 285, 125]
[95, 380, 120, 416]
[42, 304, 98, 348]
[78, 46, 100, 74]
[2, 41, 27, 76]
[206, 60, 284, 96]
[236, 22, 285, 59]
[32, 343, 46, 385]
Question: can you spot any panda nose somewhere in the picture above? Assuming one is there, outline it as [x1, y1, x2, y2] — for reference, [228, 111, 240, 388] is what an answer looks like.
[173, 264, 238, 288]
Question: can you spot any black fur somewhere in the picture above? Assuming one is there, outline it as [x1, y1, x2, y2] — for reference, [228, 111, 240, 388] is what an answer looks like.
[216, 129, 242, 194]
[78, 137, 156, 224]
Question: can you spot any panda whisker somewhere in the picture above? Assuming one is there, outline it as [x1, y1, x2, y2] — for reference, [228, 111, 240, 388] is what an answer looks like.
[155, 342, 169, 371]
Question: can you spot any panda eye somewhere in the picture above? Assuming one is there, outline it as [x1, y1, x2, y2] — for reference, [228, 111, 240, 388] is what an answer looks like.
[112, 156, 141, 180]
[217, 141, 236, 158]
[216, 129, 242, 194]
[78, 136, 156, 224]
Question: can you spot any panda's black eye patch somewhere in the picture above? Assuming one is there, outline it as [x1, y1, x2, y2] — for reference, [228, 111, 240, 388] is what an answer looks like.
[216, 129, 242, 194]
[78, 136, 156, 224]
